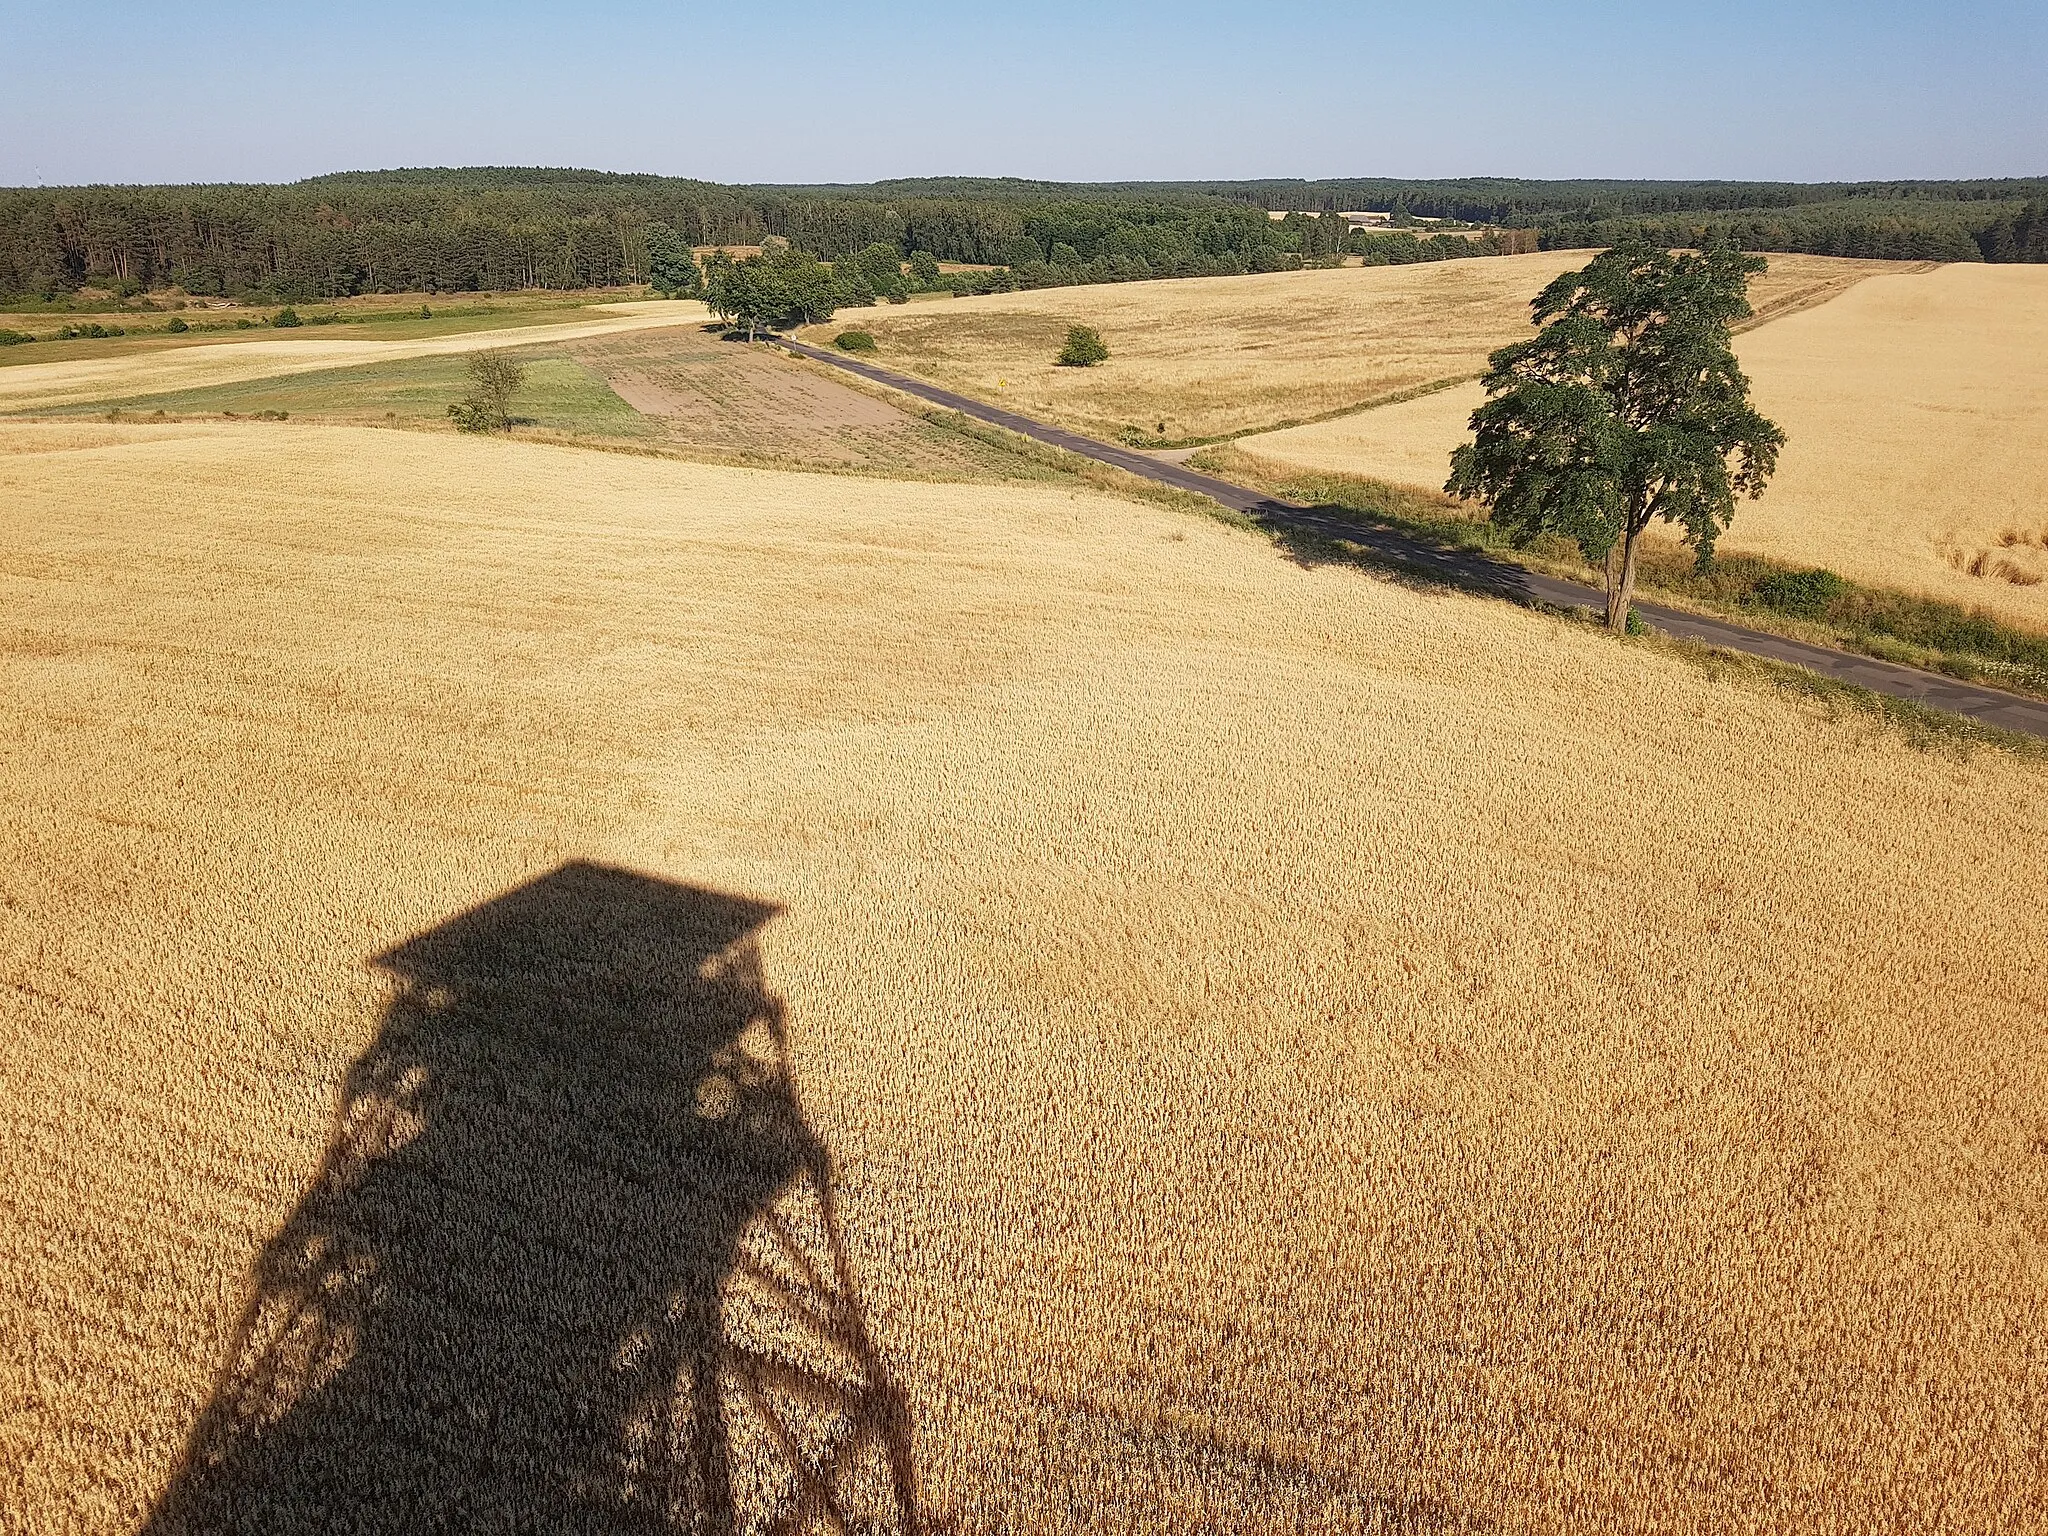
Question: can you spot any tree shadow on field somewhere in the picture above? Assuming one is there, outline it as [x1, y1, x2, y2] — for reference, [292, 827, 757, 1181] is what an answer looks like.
[1252, 499, 1554, 608]
[144, 861, 916, 1536]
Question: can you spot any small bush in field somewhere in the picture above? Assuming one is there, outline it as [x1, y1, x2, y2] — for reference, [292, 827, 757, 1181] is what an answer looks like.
[1057, 324, 1109, 367]
[447, 351, 526, 433]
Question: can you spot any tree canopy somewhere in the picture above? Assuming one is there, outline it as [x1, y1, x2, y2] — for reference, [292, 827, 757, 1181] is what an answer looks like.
[1447, 241, 1786, 632]
[1056, 325, 1109, 367]
[1, 169, 2039, 306]
[701, 246, 840, 338]
[645, 223, 701, 297]
[839, 243, 908, 304]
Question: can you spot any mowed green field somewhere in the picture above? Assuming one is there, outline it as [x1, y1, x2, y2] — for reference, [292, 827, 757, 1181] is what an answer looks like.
[0, 291, 678, 367]
[38, 353, 657, 438]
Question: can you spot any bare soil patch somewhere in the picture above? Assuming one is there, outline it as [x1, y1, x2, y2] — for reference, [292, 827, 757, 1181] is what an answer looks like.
[570, 326, 1049, 477]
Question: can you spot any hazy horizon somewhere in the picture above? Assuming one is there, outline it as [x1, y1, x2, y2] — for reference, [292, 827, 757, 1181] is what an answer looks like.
[6, 166, 2048, 193]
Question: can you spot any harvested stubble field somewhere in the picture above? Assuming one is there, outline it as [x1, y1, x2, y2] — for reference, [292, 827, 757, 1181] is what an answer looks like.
[2, 421, 2045, 1534]
[0, 300, 707, 412]
[1237, 262, 2048, 631]
[564, 327, 1065, 476]
[799, 253, 1899, 445]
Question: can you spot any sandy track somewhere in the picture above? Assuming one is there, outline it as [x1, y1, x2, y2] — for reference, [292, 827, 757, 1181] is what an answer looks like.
[0, 300, 711, 411]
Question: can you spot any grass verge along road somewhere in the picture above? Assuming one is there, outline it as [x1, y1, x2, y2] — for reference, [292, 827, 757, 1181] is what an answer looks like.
[780, 337, 2048, 742]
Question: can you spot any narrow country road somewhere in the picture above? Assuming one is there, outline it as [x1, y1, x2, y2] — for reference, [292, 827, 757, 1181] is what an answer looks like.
[778, 337, 2048, 741]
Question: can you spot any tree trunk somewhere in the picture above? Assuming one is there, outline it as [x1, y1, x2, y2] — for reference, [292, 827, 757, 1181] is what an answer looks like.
[1605, 520, 1645, 632]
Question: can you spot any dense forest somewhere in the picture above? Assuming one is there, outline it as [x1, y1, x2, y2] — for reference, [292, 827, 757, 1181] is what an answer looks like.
[1, 168, 2042, 302]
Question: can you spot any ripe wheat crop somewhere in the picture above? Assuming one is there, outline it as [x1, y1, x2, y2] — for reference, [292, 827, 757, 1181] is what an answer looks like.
[1240, 262, 2048, 629]
[804, 254, 1897, 444]
[2, 421, 2043, 1533]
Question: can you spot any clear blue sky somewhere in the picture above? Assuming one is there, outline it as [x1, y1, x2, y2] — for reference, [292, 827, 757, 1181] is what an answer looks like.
[7, 0, 2044, 187]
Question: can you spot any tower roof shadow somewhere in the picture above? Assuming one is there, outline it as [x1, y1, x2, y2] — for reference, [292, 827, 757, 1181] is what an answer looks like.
[375, 859, 780, 994]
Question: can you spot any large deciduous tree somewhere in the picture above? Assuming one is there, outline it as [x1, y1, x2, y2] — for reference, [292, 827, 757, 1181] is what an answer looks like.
[645, 222, 701, 298]
[764, 245, 840, 323]
[837, 242, 908, 304]
[701, 245, 839, 340]
[1447, 240, 1786, 632]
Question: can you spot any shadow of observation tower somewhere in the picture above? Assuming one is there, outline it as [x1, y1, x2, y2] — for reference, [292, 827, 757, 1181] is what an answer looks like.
[144, 860, 915, 1535]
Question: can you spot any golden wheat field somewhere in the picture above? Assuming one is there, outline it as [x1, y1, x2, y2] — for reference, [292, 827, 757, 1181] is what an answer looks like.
[3, 420, 2045, 1534]
[1239, 262, 2048, 629]
[802, 254, 1900, 444]
[0, 300, 707, 411]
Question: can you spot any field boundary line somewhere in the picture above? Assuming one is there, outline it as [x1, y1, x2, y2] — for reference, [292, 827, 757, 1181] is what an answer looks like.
[1122, 372, 1481, 451]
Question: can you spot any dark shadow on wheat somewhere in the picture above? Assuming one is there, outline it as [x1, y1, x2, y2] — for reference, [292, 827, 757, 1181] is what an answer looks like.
[144, 860, 915, 1535]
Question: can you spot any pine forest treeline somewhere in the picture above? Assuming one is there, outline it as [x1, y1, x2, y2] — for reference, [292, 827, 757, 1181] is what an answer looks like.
[2, 167, 2043, 303]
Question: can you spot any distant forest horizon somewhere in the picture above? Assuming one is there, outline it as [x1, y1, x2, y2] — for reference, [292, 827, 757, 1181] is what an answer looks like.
[4, 167, 2044, 303]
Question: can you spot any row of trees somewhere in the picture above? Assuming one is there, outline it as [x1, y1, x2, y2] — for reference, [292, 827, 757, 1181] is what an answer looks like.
[700, 246, 840, 338]
[1536, 207, 1990, 263]
[1524, 194, 2046, 263]
[1090, 175, 2048, 226]
[6, 169, 2043, 303]
[690, 242, 986, 334]
[0, 173, 1509, 302]
[671, 221, 1521, 338]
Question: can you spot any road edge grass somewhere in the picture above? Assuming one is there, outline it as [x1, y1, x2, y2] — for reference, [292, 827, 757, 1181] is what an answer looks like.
[1255, 514, 2048, 763]
[1196, 443, 2048, 703]
[1654, 629, 2048, 762]
[771, 356, 2046, 761]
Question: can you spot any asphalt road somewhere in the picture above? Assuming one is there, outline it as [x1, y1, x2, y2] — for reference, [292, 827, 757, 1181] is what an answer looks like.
[780, 337, 2048, 741]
